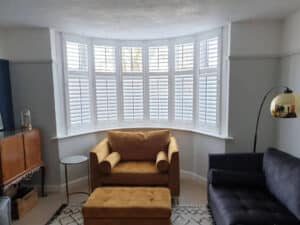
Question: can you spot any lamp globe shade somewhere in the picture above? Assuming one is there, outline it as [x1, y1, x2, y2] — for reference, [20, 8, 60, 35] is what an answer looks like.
[270, 93, 300, 118]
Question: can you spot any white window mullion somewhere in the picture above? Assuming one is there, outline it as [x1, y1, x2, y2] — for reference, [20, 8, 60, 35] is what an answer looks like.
[89, 39, 97, 129]
[169, 41, 175, 123]
[116, 44, 123, 122]
[194, 38, 200, 127]
[143, 43, 150, 121]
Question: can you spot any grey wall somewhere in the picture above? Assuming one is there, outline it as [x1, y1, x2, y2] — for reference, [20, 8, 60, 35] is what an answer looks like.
[226, 58, 279, 153]
[275, 10, 300, 157]
[225, 21, 282, 153]
[10, 62, 61, 185]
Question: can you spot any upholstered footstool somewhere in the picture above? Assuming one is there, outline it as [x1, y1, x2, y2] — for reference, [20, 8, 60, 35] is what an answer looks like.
[83, 187, 171, 225]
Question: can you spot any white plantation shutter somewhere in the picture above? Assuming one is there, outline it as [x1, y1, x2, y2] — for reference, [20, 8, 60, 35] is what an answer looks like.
[65, 40, 91, 127]
[93, 45, 118, 121]
[149, 74, 168, 120]
[148, 46, 168, 72]
[123, 76, 144, 120]
[122, 47, 143, 72]
[94, 45, 116, 73]
[199, 36, 220, 126]
[174, 74, 193, 121]
[62, 31, 223, 135]
[175, 43, 194, 72]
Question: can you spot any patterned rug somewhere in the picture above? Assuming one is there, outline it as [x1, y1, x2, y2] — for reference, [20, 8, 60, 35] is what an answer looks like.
[46, 204, 215, 225]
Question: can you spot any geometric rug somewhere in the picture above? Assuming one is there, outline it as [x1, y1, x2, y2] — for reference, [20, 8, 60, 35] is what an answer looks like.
[46, 204, 215, 225]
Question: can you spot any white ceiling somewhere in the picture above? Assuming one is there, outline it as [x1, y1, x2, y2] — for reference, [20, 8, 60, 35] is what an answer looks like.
[0, 0, 300, 39]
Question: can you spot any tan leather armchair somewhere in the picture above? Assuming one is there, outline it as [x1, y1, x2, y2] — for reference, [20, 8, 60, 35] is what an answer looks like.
[90, 130, 180, 197]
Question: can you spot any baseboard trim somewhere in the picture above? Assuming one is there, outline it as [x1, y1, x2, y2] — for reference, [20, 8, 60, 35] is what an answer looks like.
[180, 170, 207, 185]
[41, 171, 206, 193]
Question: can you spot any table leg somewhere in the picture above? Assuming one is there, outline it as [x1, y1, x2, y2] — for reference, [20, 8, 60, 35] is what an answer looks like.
[41, 166, 46, 197]
[87, 159, 90, 194]
[64, 164, 69, 204]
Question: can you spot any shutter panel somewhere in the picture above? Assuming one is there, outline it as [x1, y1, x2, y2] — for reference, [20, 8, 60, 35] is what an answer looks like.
[65, 40, 91, 126]
[174, 74, 193, 121]
[95, 76, 118, 121]
[122, 47, 143, 73]
[199, 36, 219, 126]
[94, 45, 116, 73]
[123, 76, 144, 120]
[148, 46, 168, 72]
[175, 43, 194, 72]
[149, 74, 168, 120]
[93, 45, 118, 121]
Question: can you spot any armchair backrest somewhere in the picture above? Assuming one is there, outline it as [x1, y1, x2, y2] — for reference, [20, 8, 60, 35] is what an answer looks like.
[107, 130, 170, 161]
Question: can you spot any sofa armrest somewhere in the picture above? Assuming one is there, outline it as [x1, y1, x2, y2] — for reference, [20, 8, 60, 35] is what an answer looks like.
[209, 153, 264, 172]
[168, 137, 180, 196]
[208, 169, 265, 188]
[0, 196, 11, 225]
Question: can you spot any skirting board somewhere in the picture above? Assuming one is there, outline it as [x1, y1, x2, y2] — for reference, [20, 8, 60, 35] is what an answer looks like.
[37, 170, 207, 193]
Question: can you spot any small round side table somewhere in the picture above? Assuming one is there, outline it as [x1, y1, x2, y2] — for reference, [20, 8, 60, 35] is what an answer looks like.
[60, 155, 90, 204]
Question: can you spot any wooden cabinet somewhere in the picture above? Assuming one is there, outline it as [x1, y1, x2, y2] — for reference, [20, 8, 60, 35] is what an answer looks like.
[0, 134, 25, 184]
[23, 129, 42, 171]
[0, 129, 44, 191]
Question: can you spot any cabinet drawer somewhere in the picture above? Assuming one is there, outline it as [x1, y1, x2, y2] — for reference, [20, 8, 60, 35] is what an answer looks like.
[0, 134, 25, 184]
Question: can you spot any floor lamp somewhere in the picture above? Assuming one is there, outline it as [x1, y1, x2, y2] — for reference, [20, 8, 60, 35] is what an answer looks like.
[253, 86, 300, 153]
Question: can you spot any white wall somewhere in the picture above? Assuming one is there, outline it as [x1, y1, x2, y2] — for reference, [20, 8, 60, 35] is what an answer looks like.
[226, 21, 281, 153]
[275, 9, 300, 158]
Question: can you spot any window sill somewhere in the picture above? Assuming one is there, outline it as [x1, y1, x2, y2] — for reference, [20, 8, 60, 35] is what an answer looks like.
[52, 125, 233, 141]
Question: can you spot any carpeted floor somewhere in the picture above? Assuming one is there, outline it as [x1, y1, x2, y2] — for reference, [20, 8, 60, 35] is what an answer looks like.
[46, 204, 215, 225]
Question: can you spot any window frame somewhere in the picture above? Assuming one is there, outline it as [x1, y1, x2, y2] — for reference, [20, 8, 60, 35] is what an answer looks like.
[61, 29, 224, 136]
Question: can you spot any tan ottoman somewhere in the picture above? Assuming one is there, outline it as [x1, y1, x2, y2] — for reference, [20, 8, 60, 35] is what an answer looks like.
[83, 187, 171, 225]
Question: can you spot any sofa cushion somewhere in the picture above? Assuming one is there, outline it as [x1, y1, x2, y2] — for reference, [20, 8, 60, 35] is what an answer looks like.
[108, 130, 170, 161]
[208, 169, 265, 188]
[263, 148, 300, 220]
[101, 162, 168, 186]
[209, 185, 300, 225]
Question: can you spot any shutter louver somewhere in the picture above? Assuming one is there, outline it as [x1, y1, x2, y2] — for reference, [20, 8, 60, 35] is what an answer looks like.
[65, 41, 91, 127]
[122, 47, 143, 73]
[123, 76, 144, 120]
[149, 74, 168, 120]
[148, 46, 168, 72]
[175, 43, 194, 72]
[175, 74, 193, 121]
[199, 36, 219, 126]
[94, 45, 116, 73]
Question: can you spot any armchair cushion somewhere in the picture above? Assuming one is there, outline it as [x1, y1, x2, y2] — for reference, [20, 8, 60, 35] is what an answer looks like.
[99, 152, 121, 174]
[108, 130, 170, 161]
[156, 151, 169, 173]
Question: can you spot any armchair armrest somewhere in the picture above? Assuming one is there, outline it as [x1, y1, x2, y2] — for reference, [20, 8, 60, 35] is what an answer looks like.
[156, 151, 169, 173]
[99, 152, 121, 174]
[90, 138, 110, 189]
[168, 136, 179, 163]
[168, 136, 180, 196]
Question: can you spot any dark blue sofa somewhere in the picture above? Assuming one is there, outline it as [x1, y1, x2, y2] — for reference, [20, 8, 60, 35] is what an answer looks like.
[208, 148, 300, 225]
